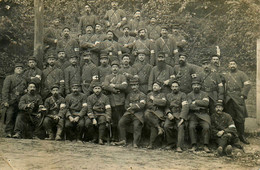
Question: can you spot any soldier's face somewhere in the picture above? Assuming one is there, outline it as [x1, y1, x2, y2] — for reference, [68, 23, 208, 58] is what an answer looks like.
[86, 26, 94, 34]
[171, 83, 179, 93]
[179, 56, 186, 65]
[28, 60, 36, 68]
[135, 11, 141, 19]
[123, 28, 129, 35]
[69, 58, 77, 65]
[111, 2, 118, 9]
[192, 83, 201, 93]
[211, 56, 220, 66]
[153, 83, 161, 92]
[28, 84, 36, 94]
[131, 84, 139, 91]
[229, 61, 237, 71]
[139, 30, 146, 38]
[85, 5, 91, 13]
[122, 57, 130, 65]
[107, 32, 113, 40]
[63, 28, 70, 37]
[58, 51, 66, 59]
[53, 19, 59, 27]
[71, 86, 79, 94]
[112, 65, 119, 73]
[157, 56, 165, 62]
[215, 105, 223, 114]
[93, 86, 102, 95]
[95, 25, 102, 32]
[100, 58, 108, 65]
[48, 58, 56, 66]
[202, 62, 210, 71]
[51, 88, 59, 97]
[14, 67, 23, 74]
[161, 29, 168, 36]
[150, 18, 156, 24]
[138, 53, 145, 61]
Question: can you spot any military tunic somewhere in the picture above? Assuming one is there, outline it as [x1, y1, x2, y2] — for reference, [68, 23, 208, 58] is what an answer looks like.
[98, 65, 112, 83]
[23, 67, 42, 88]
[146, 25, 161, 41]
[64, 65, 81, 95]
[81, 62, 98, 95]
[78, 14, 98, 35]
[132, 38, 155, 65]
[57, 36, 80, 57]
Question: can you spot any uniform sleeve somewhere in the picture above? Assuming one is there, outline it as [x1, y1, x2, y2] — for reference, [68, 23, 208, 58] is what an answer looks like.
[240, 71, 251, 98]
[224, 114, 237, 133]
[131, 93, 146, 111]
[78, 17, 83, 35]
[64, 68, 70, 95]
[114, 75, 127, 90]
[44, 98, 51, 114]
[104, 95, 112, 119]
[103, 75, 117, 93]
[215, 72, 224, 101]
[153, 94, 167, 106]
[210, 115, 219, 135]
[180, 93, 189, 120]
[65, 96, 72, 118]
[18, 95, 28, 111]
[148, 68, 155, 92]
[79, 95, 88, 117]
[195, 93, 209, 107]
[2, 76, 11, 103]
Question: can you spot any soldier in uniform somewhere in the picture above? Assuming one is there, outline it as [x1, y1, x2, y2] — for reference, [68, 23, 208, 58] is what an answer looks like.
[187, 79, 210, 152]
[104, 0, 127, 39]
[64, 84, 87, 141]
[132, 28, 155, 66]
[57, 26, 80, 57]
[198, 58, 224, 115]
[55, 48, 70, 71]
[23, 57, 42, 92]
[128, 10, 146, 37]
[86, 81, 111, 145]
[98, 51, 111, 83]
[43, 85, 66, 140]
[2, 63, 27, 137]
[211, 102, 241, 156]
[164, 80, 189, 152]
[118, 25, 135, 59]
[103, 60, 128, 141]
[132, 49, 152, 94]
[78, 4, 98, 35]
[81, 51, 99, 96]
[115, 77, 146, 148]
[155, 26, 178, 66]
[169, 25, 188, 53]
[44, 19, 60, 53]
[223, 59, 251, 144]
[144, 82, 167, 149]
[42, 54, 64, 99]
[13, 82, 45, 139]
[64, 55, 81, 95]
[148, 52, 175, 93]
[146, 17, 161, 42]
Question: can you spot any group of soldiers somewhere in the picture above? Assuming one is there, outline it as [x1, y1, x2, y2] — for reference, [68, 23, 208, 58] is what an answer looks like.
[1, 1, 252, 156]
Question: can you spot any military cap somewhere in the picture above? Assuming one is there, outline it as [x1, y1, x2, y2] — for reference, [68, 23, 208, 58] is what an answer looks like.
[62, 26, 70, 31]
[56, 48, 65, 53]
[70, 55, 78, 59]
[138, 28, 146, 33]
[202, 58, 210, 64]
[82, 51, 92, 56]
[111, 60, 120, 67]
[100, 51, 108, 59]
[123, 25, 130, 30]
[215, 101, 223, 107]
[50, 84, 60, 90]
[15, 63, 24, 68]
[71, 84, 80, 88]
[85, 24, 94, 28]
[122, 53, 130, 58]
[91, 81, 102, 88]
[106, 29, 114, 34]
[95, 22, 103, 27]
[161, 25, 168, 30]
[191, 77, 201, 85]
[28, 56, 37, 61]
[137, 49, 148, 55]
[153, 81, 163, 87]
[47, 54, 57, 59]
[179, 53, 189, 58]
[171, 80, 180, 86]
[229, 58, 237, 64]
[158, 51, 165, 57]
[27, 81, 37, 87]
[129, 76, 139, 85]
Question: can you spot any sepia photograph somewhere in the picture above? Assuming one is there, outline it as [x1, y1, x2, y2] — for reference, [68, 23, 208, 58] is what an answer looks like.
[0, 0, 259, 169]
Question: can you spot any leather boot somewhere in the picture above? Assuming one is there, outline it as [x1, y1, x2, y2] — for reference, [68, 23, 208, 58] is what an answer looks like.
[55, 128, 63, 141]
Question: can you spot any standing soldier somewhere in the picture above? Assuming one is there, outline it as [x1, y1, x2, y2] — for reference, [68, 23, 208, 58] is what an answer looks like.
[64, 84, 87, 141]
[128, 10, 146, 37]
[148, 52, 175, 93]
[155, 26, 178, 67]
[13, 82, 45, 139]
[169, 25, 188, 53]
[78, 4, 98, 35]
[118, 25, 135, 59]
[43, 85, 66, 140]
[55, 48, 70, 71]
[104, 0, 127, 39]
[132, 49, 152, 94]
[187, 79, 210, 152]
[2, 63, 27, 137]
[103, 60, 128, 141]
[98, 51, 111, 83]
[64, 55, 81, 95]
[42, 54, 64, 99]
[211, 102, 242, 156]
[223, 59, 251, 144]
[81, 51, 99, 96]
[145, 82, 167, 149]
[198, 58, 224, 115]
[86, 81, 111, 145]
[44, 19, 60, 53]
[146, 16, 161, 42]
[164, 80, 189, 152]
[115, 77, 146, 148]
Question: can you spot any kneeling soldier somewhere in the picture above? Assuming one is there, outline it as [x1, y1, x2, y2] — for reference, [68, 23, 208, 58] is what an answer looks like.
[164, 80, 189, 152]
[64, 84, 87, 141]
[211, 102, 242, 156]
[144, 82, 167, 149]
[86, 81, 111, 145]
[43, 85, 66, 140]
[115, 76, 146, 148]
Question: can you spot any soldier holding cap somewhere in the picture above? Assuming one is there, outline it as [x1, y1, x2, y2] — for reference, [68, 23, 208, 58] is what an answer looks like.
[211, 102, 242, 156]
[115, 76, 146, 148]
[187, 78, 210, 153]
[2, 63, 27, 137]
[43, 85, 66, 140]
[223, 59, 251, 144]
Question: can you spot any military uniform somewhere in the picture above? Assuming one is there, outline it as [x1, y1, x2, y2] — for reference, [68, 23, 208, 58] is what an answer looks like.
[81, 61, 98, 95]
[146, 25, 161, 42]
[1, 65, 27, 136]
[55, 58, 70, 71]
[64, 65, 81, 95]
[57, 36, 79, 57]
[128, 18, 146, 36]
[44, 27, 60, 52]
[133, 38, 155, 65]
[99, 39, 122, 63]
[23, 66, 42, 89]
[118, 34, 135, 55]
[164, 91, 189, 149]
[119, 64, 135, 93]
[78, 14, 98, 35]
[98, 65, 112, 84]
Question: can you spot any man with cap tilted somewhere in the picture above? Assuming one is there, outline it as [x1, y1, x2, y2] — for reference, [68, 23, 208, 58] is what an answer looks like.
[64, 55, 81, 95]
[42, 53, 64, 99]
[81, 51, 99, 96]
[115, 76, 146, 148]
[132, 49, 153, 94]
[2, 63, 27, 138]
[43, 84, 66, 140]
[164, 80, 189, 152]
[155, 26, 178, 67]
[86, 81, 111, 145]
[103, 60, 127, 141]
[211, 101, 242, 156]
[64, 84, 87, 141]
[223, 59, 251, 144]
[187, 78, 210, 153]
[145, 81, 167, 149]
[78, 4, 98, 35]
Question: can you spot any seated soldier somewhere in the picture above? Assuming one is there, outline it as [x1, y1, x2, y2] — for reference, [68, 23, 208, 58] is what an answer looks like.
[64, 84, 87, 141]
[115, 76, 146, 148]
[86, 81, 111, 145]
[144, 82, 167, 149]
[211, 102, 242, 156]
[13, 82, 46, 139]
[42, 85, 66, 140]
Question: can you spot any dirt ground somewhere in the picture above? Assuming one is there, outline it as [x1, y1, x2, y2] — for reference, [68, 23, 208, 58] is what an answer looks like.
[0, 137, 259, 170]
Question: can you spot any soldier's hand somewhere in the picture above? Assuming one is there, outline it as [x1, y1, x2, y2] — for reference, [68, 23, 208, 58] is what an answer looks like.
[150, 96, 154, 100]
[74, 116, 80, 122]
[164, 80, 170, 85]
[54, 115, 60, 120]
[178, 119, 184, 127]
[240, 95, 244, 99]
[217, 130, 224, 137]
[168, 113, 174, 120]
[110, 84, 116, 88]
[54, 39, 58, 43]
[192, 101, 196, 105]
[217, 100, 223, 103]
[116, 23, 121, 28]
[4, 102, 9, 107]
[92, 119, 97, 125]
[36, 113, 41, 118]
[226, 133, 232, 137]
[69, 116, 74, 122]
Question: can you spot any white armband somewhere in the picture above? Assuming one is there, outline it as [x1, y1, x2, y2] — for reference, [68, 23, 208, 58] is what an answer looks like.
[244, 81, 251, 85]
[203, 98, 209, 102]
[182, 101, 188, 105]
[82, 103, 87, 107]
[105, 105, 111, 109]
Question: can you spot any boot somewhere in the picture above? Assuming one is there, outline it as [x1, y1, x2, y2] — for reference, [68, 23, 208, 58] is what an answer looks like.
[176, 147, 183, 153]
[217, 146, 223, 156]
[203, 145, 210, 153]
[46, 130, 55, 140]
[13, 133, 21, 139]
[114, 140, 126, 146]
[99, 139, 104, 145]
[225, 145, 232, 156]
[55, 128, 62, 141]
